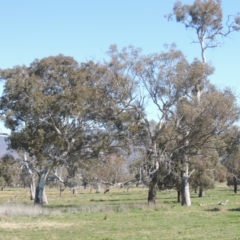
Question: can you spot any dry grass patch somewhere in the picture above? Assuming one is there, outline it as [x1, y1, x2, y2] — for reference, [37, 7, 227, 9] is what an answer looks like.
[0, 203, 60, 216]
[0, 221, 73, 229]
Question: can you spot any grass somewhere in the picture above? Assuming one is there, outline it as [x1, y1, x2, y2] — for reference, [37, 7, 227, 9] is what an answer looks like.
[0, 184, 240, 239]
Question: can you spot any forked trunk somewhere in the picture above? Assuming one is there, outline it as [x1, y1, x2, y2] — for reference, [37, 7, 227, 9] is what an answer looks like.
[34, 167, 50, 205]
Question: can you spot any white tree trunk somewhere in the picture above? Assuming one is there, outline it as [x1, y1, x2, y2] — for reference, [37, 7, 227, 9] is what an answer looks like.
[34, 167, 50, 205]
[181, 162, 191, 206]
[95, 183, 101, 193]
[29, 174, 35, 200]
[42, 190, 48, 205]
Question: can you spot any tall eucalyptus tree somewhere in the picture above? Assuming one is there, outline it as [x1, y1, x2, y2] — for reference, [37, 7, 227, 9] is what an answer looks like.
[167, 0, 240, 202]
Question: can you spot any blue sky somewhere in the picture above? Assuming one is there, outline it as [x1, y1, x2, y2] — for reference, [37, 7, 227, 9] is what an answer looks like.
[0, 0, 239, 133]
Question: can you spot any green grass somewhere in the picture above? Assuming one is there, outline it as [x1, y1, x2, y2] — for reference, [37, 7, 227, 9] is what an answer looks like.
[1, 184, 240, 240]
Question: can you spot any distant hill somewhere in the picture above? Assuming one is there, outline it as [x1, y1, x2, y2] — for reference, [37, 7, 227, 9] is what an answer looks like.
[0, 134, 20, 159]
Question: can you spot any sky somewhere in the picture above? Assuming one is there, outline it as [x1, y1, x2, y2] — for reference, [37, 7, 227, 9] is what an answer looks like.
[0, 0, 239, 134]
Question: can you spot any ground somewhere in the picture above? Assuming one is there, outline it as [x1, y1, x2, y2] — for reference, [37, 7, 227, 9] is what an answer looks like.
[0, 184, 240, 240]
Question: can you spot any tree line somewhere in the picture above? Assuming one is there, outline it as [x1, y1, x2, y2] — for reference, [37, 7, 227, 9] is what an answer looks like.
[0, 0, 240, 206]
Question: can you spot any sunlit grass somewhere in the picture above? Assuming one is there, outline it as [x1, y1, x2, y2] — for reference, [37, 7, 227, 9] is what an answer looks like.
[1, 183, 240, 239]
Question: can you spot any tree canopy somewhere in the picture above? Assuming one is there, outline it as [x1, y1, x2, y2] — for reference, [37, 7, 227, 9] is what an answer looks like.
[0, 0, 240, 206]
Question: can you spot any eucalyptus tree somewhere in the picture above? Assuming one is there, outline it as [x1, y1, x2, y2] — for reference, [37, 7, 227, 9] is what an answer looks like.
[113, 44, 216, 205]
[188, 118, 240, 197]
[168, 0, 240, 63]
[0, 53, 139, 204]
[0, 155, 19, 189]
[224, 146, 240, 193]
[190, 143, 226, 197]
[179, 85, 240, 202]
[133, 44, 240, 206]
[133, 45, 208, 205]
[219, 127, 240, 194]
[162, 0, 240, 205]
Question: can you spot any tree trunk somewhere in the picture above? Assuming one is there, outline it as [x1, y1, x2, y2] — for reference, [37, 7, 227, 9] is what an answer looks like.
[181, 174, 191, 206]
[148, 171, 158, 205]
[34, 167, 50, 205]
[30, 182, 35, 200]
[29, 174, 35, 200]
[181, 160, 192, 206]
[177, 190, 181, 203]
[181, 158, 191, 206]
[95, 183, 101, 193]
[198, 187, 205, 197]
[59, 184, 65, 197]
[233, 176, 237, 194]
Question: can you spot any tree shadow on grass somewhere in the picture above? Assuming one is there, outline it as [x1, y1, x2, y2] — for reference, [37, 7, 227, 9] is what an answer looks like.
[227, 208, 240, 212]
[45, 204, 80, 209]
[205, 207, 221, 212]
[163, 200, 179, 204]
[89, 198, 145, 202]
[113, 192, 142, 196]
[190, 196, 203, 199]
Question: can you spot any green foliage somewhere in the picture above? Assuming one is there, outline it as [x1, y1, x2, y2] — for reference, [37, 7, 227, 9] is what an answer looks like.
[0, 155, 19, 188]
[167, 0, 240, 63]
[0, 1, 239, 206]
[0, 53, 141, 203]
